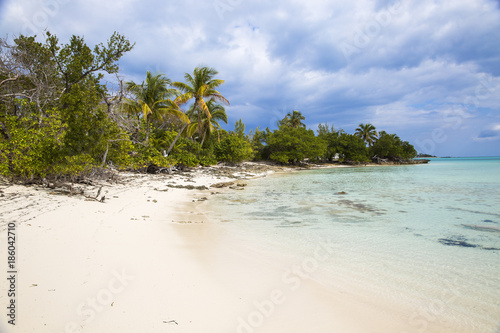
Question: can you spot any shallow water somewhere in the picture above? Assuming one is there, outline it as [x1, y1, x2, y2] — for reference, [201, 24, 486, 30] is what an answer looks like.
[208, 157, 500, 332]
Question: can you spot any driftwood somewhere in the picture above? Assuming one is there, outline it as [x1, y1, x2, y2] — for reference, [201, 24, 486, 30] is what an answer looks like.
[83, 185, 106, 202]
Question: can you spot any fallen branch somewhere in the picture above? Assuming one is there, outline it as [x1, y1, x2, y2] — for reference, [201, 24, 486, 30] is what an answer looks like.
[83, 185, 106, 202]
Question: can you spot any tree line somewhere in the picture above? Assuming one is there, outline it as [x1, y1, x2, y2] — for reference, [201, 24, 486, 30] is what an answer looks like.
[0, 32, 417, 184]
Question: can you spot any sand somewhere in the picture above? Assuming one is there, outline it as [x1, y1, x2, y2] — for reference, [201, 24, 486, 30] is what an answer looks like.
[0, 168, 474, 333]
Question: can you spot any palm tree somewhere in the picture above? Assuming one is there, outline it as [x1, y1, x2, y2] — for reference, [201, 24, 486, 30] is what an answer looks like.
[355, 123, 377, 146]
[289, 110, 306, 128]
[172, 66, 229, 141]
[124, 71, 189, 142]
[185, 99, 228, 146]
[377, 131, 400, 141]
[200, 99, 228, 146]
[279, 110, 306, 128]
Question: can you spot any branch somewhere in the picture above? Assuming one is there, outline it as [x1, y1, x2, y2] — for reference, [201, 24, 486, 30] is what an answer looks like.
[0, 75, 19, 88]
[0, 92, 34, 100]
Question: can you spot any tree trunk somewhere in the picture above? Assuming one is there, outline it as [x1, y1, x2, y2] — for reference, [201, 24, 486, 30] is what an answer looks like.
[200, 128, 208, 147]
[166, 122, 189, 156]
[100, 143, 109, 168]
[145, 116, 150, 143]
[195, 98, 203, 139]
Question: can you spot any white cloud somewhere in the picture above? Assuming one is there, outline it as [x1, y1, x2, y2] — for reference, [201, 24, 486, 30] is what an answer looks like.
[1, 0, 500, 155]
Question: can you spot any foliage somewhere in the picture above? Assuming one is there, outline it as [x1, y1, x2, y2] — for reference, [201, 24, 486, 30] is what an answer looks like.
[0, 111, 94, 181]
[173, 66, 229, 142]
[233, 118, 246, 139]
[130, 144, 175, 171]
[0, 32, 135, 181]
[371, 132, 417, 160]
[214, 134, 253, 164]
[45, 31, 134, 91]
[335, 133, 369, 163]
[355, 123, 378, 147]
[186, 99, 228, 147]
[316, 122, 339, 161]
[249, 127, 271, 161]
[278, 110, 306, 128]
[0, 31, 422, 181]
[267, 126, 326, 164]
[124, 71, 188, 143]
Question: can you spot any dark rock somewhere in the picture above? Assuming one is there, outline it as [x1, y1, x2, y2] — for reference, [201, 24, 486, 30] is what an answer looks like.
[482, 247, 500, 251]
[438, 238, 477, 248]
[210, 181, 234, 188]
[166, 184, 208, 190]
[462, 224, 500, 233]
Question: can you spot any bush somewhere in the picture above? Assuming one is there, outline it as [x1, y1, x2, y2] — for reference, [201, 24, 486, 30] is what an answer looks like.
[335, 133, 369, 163]
[214, 134, 253, 164]
[371, 133, 417, 160]
[267, 127, 326, 164]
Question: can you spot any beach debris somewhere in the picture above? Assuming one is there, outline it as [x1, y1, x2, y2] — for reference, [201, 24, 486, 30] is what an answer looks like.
[163, 320, 178, 325]
[336, 191, 347, 195]
[82, 185, 106, 203]
[95, 186, 102, 199]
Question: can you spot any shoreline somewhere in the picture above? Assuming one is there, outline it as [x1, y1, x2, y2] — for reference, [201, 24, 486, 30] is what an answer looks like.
[0, 160, 471, 333]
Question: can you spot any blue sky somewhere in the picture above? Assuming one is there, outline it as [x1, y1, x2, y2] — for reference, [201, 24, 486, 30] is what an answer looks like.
[1, 0, 499, 156]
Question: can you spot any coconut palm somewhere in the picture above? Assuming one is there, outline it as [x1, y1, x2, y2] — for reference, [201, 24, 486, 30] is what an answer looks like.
[355, 123, 378, 147]
[124, 71, 189, 142]
[278, 110, 306, 128]
[200, 100, 228, 146]
[289, 110, 306, 128]
[172, 66, 229, 141]
[185, 99, 228, 146]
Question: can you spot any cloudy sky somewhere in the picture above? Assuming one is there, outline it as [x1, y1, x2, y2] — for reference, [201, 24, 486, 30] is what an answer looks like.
[1, 0, 499, 156]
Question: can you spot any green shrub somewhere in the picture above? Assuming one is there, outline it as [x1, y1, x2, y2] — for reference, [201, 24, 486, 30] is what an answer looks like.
[214, 134, 253, 163]
[267, 127, 325, 164]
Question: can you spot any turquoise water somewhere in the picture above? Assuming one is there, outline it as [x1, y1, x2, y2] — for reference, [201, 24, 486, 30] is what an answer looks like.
[207, 157, 500, 331]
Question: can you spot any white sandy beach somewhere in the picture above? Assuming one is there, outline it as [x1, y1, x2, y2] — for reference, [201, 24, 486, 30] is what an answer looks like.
[0, 168, 474, 333]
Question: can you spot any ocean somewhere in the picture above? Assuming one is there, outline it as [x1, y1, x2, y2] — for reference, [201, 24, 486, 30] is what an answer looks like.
[206, 157, 500, 332]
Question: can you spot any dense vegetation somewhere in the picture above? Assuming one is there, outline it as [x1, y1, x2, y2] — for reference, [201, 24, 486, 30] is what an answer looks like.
[0, 33, 417, 183]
